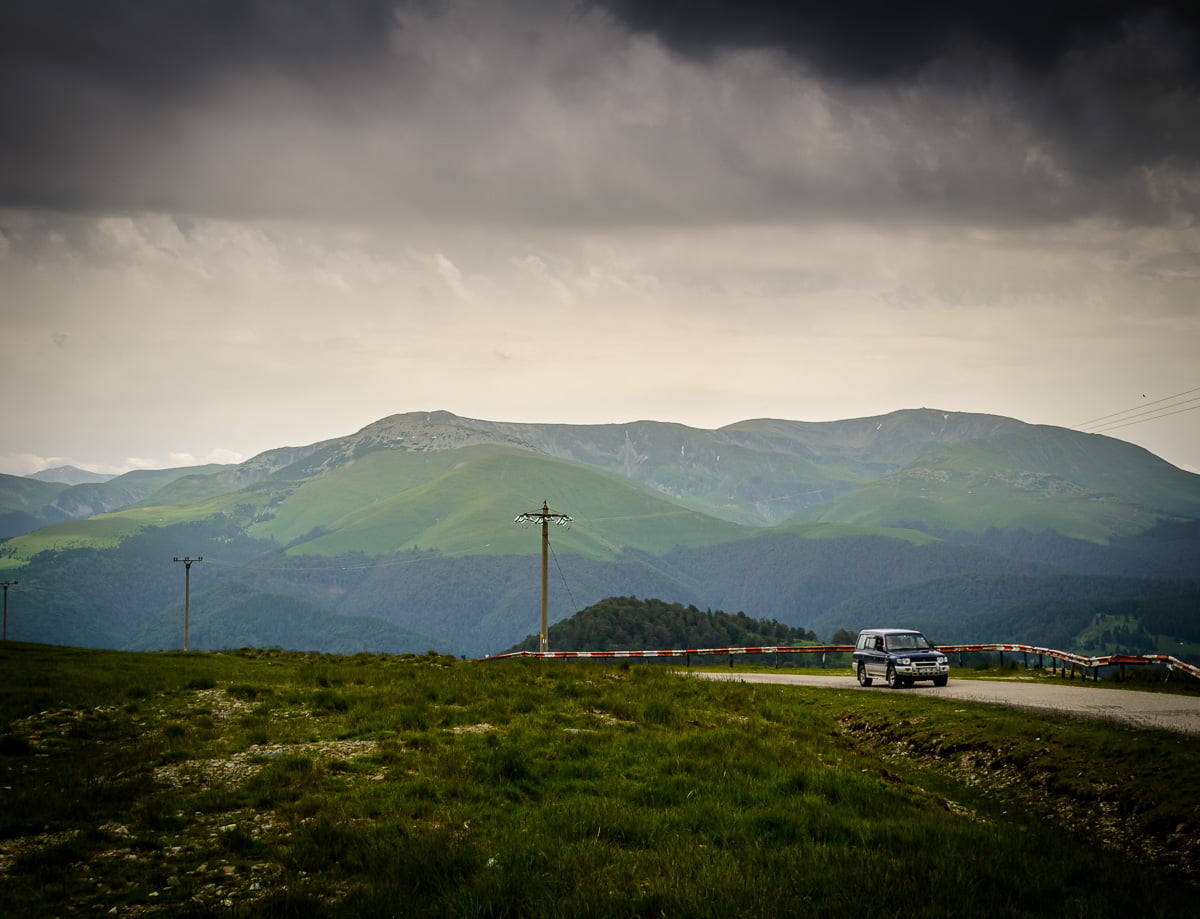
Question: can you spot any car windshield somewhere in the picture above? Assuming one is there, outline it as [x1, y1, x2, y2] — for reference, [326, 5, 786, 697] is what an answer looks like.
[886, 634, 932, 651]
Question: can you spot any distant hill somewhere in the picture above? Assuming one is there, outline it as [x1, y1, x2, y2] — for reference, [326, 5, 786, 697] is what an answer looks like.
[503, 596, 818, 654]
[784, 427, 1200, 540]
[0, 464, 232, 538]
[1, 408, 1197, 656]
[0, 473, 69, 538]
[28, 466, 114, 486]
[809, 573, 1200, 645]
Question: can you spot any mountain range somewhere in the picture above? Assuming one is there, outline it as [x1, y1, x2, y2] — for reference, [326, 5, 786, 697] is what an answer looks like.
[1, 408, 1197, 658]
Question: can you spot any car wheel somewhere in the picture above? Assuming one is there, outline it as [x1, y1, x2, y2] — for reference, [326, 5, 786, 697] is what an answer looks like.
[857, 663, 873, 687]
[885, 665, 901, 688]
[933, 675, 948, 687]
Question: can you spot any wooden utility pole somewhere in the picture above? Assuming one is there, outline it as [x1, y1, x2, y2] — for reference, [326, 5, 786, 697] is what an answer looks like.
[173, 557, 203, 651]
[1, 580, 16, 641]
[513, 501, 571, 653]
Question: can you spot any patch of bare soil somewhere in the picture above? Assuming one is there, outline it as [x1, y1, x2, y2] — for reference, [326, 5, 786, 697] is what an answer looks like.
[836, 713, 1200, 879]
[0, 690, 384, 915]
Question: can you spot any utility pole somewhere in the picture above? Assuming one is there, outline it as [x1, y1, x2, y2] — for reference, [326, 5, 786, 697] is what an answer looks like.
[173, 557, 203, 651]
[513, 501, 572, 653]
[1, 580, 17, 641]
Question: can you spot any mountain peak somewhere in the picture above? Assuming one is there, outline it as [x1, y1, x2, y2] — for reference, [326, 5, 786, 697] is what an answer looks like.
[27, 465, 114, 486]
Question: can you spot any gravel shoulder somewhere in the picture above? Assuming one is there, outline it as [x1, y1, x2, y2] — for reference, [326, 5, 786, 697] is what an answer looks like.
[686, 670, 1200, 734]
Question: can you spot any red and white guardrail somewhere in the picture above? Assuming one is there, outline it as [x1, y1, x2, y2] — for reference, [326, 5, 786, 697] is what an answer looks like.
[483, 642, 1200, 680]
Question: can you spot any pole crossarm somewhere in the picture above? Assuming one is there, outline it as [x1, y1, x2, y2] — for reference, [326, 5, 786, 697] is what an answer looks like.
[513, 501, 573, 527]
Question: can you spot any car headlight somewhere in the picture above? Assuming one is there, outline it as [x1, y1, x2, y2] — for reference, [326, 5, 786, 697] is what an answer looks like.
[897, 657, 911, 665]
[936, 655, 947, 664]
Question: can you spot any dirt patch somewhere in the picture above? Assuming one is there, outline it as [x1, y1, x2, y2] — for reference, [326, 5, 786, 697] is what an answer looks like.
[836, 712, 1200, 878]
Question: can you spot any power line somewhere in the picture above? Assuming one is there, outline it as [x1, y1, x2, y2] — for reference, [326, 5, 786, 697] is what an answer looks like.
[1082, 399, 1200, 435]
[548, 538, 577, 616]
[1074, 386, 1200, 432]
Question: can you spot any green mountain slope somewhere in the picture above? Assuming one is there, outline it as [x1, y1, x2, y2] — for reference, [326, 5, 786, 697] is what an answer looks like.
[0, 465, 235, 540]
[0, 474, 69, 538]
[0, 473, 68, 511]
[338, 409, 1200, 537]
[2, 407, 1197, 656]
[785, 425, 1200, 540]
[247, 446, 752, 559]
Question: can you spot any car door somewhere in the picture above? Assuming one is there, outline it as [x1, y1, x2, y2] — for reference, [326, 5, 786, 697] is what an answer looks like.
[866, 635, 886, 678]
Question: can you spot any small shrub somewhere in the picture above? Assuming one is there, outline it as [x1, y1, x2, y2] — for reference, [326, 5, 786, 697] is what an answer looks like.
[219, 824, 261, 855]
[14, 835, 87, 876]
[255, 890, 333, 919]
[311, 690, 349, 714]
[643, 698, 677, 726]
[226, 683, 271, 701]
[395, 703, 430, 731]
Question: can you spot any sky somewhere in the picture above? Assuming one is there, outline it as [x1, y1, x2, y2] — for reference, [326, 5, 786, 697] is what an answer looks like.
[2, 0, 1198, 476]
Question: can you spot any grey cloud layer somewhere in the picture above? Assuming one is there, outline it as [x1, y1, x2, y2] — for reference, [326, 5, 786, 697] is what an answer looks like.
[2, 0, 1197, 229]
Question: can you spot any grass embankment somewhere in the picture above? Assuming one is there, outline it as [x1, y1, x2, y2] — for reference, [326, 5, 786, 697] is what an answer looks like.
[1, 644, 1197, 918]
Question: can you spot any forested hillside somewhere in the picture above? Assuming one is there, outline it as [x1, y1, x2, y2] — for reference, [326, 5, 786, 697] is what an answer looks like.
[811, 574, 1200, 655]
[504, 596, 818, 653]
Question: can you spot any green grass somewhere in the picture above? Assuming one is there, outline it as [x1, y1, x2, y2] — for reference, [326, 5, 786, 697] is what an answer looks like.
[0, 515, 149, 559]
[1, 643, 1197, 917]
[267, 447, 753, 559]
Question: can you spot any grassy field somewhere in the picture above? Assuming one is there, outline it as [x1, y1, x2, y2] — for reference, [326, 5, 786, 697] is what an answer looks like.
[1, 643, 1198, 918]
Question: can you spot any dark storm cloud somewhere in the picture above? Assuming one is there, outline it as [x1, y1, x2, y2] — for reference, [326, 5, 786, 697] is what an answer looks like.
[594, 1, 1200, 81]
[2, 0, 1198, 228]
[0, 0, 399, 209]
[1, 0, 398, 88]
[597, 1, 1200, 211]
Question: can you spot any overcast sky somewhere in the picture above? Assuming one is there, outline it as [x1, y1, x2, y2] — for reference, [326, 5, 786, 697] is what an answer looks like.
[2, 0, 1198, 476]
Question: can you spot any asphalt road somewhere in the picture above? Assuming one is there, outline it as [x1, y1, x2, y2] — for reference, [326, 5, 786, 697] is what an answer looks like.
[687, 670, 1200, 735]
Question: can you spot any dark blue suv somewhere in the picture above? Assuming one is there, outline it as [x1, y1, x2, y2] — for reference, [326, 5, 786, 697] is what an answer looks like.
[853, 628, 949, 688]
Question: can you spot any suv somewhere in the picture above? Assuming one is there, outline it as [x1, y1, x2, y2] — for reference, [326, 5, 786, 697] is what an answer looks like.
[852, 628, 949, 688]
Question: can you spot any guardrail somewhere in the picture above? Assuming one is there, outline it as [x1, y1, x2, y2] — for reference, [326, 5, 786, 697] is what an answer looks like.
[934, 643, 1200, 681]
[483, 642, 1200, 681]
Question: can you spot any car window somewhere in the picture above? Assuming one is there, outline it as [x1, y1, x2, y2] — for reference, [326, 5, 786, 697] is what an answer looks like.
[885, 634, 932, 651]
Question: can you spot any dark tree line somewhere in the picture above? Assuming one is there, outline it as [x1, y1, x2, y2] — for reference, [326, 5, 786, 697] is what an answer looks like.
[505, 596, 818, 653]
